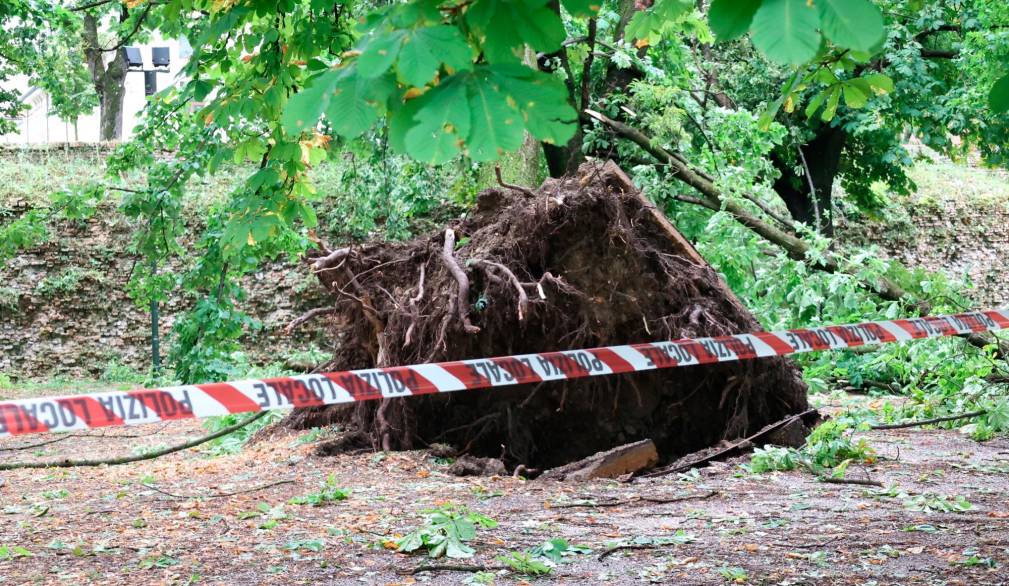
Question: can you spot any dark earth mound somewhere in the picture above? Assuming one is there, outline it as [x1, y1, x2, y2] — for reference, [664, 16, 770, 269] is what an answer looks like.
[285, 161, 810, 471]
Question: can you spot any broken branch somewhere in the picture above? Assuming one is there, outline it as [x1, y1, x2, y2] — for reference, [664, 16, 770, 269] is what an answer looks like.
[870, 410, 987, 430]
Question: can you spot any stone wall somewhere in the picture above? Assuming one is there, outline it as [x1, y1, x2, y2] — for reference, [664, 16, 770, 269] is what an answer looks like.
[837, 198, 1009, 307]
[0, 207, 332, 379]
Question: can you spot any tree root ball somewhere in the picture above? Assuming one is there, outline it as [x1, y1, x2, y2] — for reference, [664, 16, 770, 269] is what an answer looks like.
[286, 161, 810, 470]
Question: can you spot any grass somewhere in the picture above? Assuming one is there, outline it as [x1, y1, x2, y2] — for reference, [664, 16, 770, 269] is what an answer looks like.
[0, 149, 255, 214]
[898, 160, 1009, 209]
[0, 149, 109, 208]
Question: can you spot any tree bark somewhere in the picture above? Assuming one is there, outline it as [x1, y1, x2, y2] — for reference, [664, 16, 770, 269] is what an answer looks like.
[82, 13, 127, 141]
[538, 3, 584, 177]
[771, 126, 847, 235]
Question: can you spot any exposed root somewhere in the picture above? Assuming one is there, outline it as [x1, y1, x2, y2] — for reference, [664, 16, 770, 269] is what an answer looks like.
[312, 247, 351, 271]
[285, 307, 338, 335]
[441, 229, 480, 335]
[495, 165, 538, 198]
[472, 259, 529, 321]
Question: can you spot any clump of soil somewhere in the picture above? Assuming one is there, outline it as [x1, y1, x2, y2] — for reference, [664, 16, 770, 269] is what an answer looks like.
[287, 161, 809, 470]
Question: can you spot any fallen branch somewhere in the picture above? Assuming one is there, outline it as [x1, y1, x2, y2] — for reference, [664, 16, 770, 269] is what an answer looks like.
[142, 478, 295, 499]
[640, 490, 718, 504]
[0, 411, 268, 470]
[441, 228, 480, 334]
[870, 410, 987, 430]
[584, 108, 911, 305]
[640, 408, 818, 478]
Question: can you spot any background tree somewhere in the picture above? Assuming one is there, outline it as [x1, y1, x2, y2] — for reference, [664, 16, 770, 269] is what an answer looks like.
[31, 16, 99, 140]
[76, 0, 158, 140]
[0, 1, 48, 134]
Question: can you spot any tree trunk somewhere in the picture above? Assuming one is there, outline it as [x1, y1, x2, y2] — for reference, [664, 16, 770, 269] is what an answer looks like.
[771, 126, 847, 236]
[82, 14, 127, 141]
[538, 2, 584, 177]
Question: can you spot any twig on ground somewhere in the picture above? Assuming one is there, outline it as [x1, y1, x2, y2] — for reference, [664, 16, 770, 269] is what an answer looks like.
[598, 543, 678, 561]
[398, 563, 508, 576]
[0, 411, 268, 470]
[142, 478, 296, 499]
[818, 477, 883, 487]
[640, 490, 719, 504]
[552, 499, 627, 509]
[553, 490, 718, 509]
[0, 434, 73, 452]
[870, 410, 987, 430]
[770, 535, 844, 549]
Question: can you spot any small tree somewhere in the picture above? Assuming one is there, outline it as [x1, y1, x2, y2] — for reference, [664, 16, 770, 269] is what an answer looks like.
[32, 19, 98, 141]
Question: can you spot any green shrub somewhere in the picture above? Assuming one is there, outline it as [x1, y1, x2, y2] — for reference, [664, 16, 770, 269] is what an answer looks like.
[34, 267, 106, 297]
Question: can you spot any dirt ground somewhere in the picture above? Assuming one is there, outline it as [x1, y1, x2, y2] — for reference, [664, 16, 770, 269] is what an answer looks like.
[1, 394, 1008, 586]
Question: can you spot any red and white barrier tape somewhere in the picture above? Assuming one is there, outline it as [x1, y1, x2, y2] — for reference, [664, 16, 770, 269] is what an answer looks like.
[2, 309, 1007, 438]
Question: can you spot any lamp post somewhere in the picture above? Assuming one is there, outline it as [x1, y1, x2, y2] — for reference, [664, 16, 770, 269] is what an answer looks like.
[124, 46, 171, 374]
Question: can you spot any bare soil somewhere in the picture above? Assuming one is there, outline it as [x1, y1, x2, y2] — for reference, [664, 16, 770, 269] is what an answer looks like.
[2, 395, 1008, 585]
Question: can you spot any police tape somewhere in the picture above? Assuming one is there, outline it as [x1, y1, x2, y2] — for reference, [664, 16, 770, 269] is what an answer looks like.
[1, 309, 1007, 438]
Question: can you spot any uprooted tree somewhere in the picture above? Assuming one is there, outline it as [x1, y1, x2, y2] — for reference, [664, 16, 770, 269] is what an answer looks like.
[285, 162, 810, 468]
[5, 1, 1008, 464]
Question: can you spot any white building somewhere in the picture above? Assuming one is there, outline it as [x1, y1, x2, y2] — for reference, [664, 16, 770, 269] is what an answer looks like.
[1, 37, 191, 145]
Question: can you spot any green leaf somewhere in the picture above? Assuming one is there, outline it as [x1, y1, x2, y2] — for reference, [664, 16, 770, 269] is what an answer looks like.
[708, 0, 761, 42]
[404, 77, 472, 164]
[357, 31, 406, 78]
[751, 0, 821, 65]
[821, 86, 841, 121]
[560, 0, 599, 17]
[465, 69, 525, 160]
[625, 0, 693, 42]
[490, 65, 577, 145]
[281, 69, 340, 135]
[804, 88, 830, 119]
[467, 0, 565, 63]
[989, 73, 1009, 113]
[818, 0, 884, 52]
[397, 26, 472, 87]
[842, 83, 868, 108]
[324, 68, 395, 139]
[861, 72, 894, 94]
